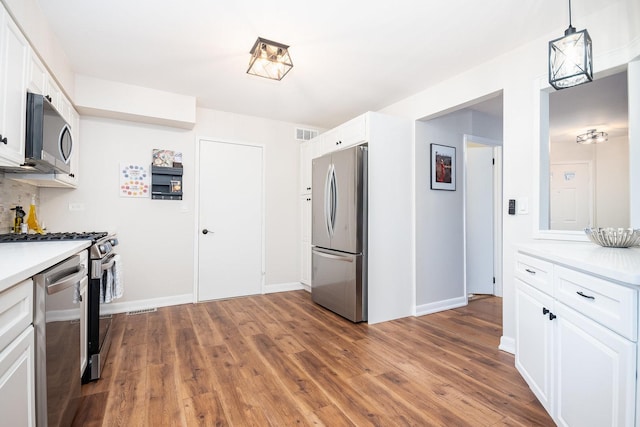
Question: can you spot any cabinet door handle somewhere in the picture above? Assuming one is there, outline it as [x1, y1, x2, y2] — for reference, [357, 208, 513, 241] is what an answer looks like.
[525, 268, 536, 274]
[549, 312, 557, 321]
[542, 307, 550, 315]
[576, 291, 595, 300]
[0, 135, 7, 144]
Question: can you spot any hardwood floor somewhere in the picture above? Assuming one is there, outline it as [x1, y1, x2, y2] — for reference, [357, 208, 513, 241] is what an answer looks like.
[73, 291, 554, 426]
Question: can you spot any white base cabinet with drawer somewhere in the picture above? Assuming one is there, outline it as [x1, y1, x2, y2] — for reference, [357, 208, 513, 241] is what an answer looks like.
[0, 278, 35, 427]
[515, 249, 639, 427]
[0, 327, 35, 427]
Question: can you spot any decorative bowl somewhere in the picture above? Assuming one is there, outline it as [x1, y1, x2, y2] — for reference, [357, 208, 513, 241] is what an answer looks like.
[584, 228, 640, 248]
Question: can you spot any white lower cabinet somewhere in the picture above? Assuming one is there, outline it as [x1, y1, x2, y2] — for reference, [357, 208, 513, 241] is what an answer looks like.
[515, 280, 554, 414]
[0, 326, 35, 427]
[516, 250, 638, 427]
[555, 302, 636, 427]
[300, 194, 312, 286]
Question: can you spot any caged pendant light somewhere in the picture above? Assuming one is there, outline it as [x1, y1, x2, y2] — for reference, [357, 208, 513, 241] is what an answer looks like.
[247, 37, 293, 81]
[548, 0, 593, 90]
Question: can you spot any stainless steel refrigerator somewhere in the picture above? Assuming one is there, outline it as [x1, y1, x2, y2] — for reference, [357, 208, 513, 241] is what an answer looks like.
[311, 145, 367, 322]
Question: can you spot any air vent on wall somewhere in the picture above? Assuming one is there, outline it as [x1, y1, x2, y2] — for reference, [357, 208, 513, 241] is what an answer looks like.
[295, 128, 319, 141]
[126, 307, 157, 315]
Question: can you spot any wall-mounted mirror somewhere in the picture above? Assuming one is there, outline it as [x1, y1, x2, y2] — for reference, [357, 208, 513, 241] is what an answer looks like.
[539, 67, 632, 233]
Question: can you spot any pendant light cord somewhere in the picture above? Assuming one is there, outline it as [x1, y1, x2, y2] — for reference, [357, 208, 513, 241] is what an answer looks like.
[568, 0, 573, 27]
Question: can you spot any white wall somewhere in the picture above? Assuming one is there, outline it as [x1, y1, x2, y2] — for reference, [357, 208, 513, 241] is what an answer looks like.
[39, 118, 195, 306]
[39, 108, 303, 311]
[381, 0, 640, 348]
[415, 112, 469, 309]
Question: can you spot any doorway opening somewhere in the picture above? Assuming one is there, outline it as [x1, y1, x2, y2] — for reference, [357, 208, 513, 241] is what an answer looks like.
[464, 135, 503, 299]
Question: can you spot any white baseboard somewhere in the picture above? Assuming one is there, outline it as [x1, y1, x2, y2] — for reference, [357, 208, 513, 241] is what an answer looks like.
[415, 296, 467, 317]
[100, 293, 193, 315]
[264, 281, 304, 294]
[301, 283, 311, 293]
[499, 335, 515, 354]
[101, 283, 306, 315]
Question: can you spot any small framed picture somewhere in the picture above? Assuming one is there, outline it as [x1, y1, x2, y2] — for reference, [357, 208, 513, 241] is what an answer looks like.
[431, 144, 456, 191]
[170, 180, 181, 193]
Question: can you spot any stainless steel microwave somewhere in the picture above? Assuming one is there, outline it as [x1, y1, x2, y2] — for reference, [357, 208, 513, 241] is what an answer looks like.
[24, 92, 73, 174]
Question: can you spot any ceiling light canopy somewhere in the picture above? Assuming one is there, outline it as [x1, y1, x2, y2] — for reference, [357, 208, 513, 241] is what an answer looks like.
[548, 0, 593, 90]
[576, 129, 607, 144]
[247, 37, 293, 81]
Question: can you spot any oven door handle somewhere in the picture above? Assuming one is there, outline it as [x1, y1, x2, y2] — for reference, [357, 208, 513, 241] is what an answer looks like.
[101, 253, 117, 271]
[46, 265, 87, 295]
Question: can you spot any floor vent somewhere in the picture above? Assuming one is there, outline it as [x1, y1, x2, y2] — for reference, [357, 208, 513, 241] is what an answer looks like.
[126, 308, 157, 316]
[295, 127, 319, 141]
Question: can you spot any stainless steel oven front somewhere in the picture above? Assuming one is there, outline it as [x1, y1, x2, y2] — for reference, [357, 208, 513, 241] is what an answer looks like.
[82, 234, 119, 383]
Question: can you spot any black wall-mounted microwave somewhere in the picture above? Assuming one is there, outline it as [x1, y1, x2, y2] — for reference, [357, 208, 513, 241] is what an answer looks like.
[24, 92, 73, 174]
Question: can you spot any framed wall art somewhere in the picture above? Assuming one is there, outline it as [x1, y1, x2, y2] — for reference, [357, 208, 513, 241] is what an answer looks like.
[430, 143, 456, 191]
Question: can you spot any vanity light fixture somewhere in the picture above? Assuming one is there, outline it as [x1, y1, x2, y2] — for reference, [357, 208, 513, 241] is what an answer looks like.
[548, 0, 593, 90]
[576, 129, 607, 144]
[247, 37, 293, 81]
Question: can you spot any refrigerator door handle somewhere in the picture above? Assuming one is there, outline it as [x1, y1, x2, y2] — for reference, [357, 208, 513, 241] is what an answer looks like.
[313, 249, 354, 262]
[330, 164, 337, 234]
[324, 164, 333, 236]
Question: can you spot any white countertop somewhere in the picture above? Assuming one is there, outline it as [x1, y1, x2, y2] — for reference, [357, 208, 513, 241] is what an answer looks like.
[518, 242, 640, 285]
[0, 241, 91, 293]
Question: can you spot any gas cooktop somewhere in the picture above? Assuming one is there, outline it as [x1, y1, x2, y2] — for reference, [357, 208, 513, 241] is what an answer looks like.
[0, 231, 108, 243]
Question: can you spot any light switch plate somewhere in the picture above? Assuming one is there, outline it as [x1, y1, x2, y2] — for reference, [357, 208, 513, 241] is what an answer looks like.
[517, 197, 529, 215]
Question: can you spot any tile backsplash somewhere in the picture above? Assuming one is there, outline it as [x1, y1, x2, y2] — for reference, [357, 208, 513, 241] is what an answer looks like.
[0, 173, 40, 233]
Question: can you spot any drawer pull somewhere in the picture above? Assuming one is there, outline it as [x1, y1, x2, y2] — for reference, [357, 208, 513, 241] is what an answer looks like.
[549, 312, 557, 321]
[525, 268, 536, 274]
[576, 291, 595, 300]
[542, 307, 550, 315]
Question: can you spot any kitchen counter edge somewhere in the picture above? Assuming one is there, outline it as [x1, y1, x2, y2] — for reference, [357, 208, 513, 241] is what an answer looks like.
[517, 241, 640, 286]
[0, 241, 91, 293]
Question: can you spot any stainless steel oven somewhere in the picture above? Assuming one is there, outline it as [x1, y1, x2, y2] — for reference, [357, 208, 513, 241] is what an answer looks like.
[34, 250, 88, 427]
[83, 234, 119, 383]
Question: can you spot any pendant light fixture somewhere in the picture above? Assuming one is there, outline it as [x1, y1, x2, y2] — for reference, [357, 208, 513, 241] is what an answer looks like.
[576, 129, 607, 144]
[247, 37, 293, 81]
[548, 0, 593, 90]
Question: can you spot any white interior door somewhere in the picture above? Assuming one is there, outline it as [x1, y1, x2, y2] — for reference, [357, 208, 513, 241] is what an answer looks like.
[466, 145, 495, 295]
[198, 139, 263, 301]
[550, 162, 592, 230]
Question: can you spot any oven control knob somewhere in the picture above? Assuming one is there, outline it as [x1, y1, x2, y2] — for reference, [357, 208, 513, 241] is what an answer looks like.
[99, 244, 106, 254]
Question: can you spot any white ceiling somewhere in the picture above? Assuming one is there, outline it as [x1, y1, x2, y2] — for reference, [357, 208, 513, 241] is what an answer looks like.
[34, 0, 616, 129]
[549, 70, 628, 144]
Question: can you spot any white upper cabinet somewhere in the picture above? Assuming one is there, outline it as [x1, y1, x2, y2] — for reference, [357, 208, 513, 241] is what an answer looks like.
[27, 52, 47, 96]
[312, 114, 368, 159]
[0, 4, 29, 168]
